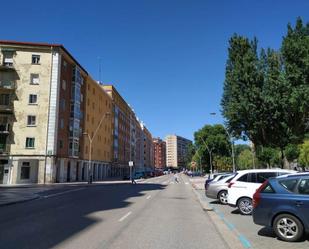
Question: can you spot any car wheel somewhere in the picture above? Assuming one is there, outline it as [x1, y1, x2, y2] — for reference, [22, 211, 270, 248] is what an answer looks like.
[237, 197, 253, 215]
[218, 190, 228, 205]
[273, 214, 304, 242]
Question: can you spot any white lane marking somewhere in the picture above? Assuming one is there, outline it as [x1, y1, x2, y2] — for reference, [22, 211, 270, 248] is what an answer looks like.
[119, 211, 132, 222]
[43, 188, 85, 198]
[170, 182, 175, 184]
[146, 195, 151, 200]
[185, 182, 189, 185]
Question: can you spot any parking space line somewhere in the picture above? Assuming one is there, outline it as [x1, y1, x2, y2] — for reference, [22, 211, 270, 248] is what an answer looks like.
[118, 211, 132, 222]
[238, 235, 252, 249]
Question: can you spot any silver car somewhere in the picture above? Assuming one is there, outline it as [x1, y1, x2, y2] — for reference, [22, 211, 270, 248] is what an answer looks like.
[205, 174, 236, 204]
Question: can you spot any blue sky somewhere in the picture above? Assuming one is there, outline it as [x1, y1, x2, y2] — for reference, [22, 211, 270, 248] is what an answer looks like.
[2, 0, 309, 140]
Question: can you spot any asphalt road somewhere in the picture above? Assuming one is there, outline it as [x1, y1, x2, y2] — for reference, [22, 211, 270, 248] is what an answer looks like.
[0, 175, 230, 249]
[198, 190, 309, 249]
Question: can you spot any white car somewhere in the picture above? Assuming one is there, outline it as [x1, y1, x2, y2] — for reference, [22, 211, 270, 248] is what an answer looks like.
[227, 169, 296, 215]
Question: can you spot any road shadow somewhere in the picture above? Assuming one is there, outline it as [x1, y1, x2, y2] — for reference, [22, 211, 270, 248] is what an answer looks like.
[209, 200, 221, 205]
[231, 209, 241, 215]
[258, 227, 309, 242]
[0, 182, 166, 249]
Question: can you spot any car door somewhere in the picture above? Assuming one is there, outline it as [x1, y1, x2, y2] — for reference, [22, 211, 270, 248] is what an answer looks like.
[295, 177, 309, 228]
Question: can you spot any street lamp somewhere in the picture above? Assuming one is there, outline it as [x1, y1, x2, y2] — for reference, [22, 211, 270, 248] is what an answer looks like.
[209, 112, 236, 173]
[194, 146, 203, 173]
[83, 112, 111, 184]
[198, 136, 214, 174]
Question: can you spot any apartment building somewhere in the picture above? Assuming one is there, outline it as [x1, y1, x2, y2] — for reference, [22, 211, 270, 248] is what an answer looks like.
[153, 138, 166, 170]
[102, 85, 131, 177]
[0, 41, 119, 185]
[82, 76, 113, 182]
[166, 135, 192, 169]
[141, 123, 154, 173]
[0, 40, 154, 184]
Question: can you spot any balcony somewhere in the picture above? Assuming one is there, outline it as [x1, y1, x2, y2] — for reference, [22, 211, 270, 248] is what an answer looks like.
[0, 58, 15, 71]
[0, 123, 10, 134]
[0, 81, 15, 90]
[0, 104, 13, 114]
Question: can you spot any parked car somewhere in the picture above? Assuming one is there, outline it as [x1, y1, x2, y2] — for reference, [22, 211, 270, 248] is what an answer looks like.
[205, 172, 232, 190]
[227, 169, 296, 215]
[134, 172, 145, 179]
[206, 174, 236, 204]
[252, 173, 309, 242]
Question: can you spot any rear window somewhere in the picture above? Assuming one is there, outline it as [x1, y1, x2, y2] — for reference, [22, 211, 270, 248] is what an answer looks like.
[298, 179, 309, 195]
[261, 183, 275, 193]
[237, 173, 248, 182]
[256, 172, 277, 183]
[279, 179, 298, 192]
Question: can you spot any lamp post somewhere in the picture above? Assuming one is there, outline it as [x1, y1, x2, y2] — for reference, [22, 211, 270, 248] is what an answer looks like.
[83, 112, 111, 184]
[195, 146, 203, 173]
[209, 113, 236, 173]
[199, 137, 214, 174]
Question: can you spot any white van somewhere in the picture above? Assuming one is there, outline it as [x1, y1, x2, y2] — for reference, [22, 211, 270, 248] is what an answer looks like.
[227, 169, 296, 215]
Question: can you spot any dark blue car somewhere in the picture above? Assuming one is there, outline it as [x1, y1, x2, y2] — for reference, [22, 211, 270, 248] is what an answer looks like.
[252, 173, 309, 242]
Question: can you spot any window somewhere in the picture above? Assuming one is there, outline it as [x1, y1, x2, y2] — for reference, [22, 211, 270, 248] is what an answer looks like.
[32, 54, 40, 64]
[29, 94, 37, 104]
[238, 174, 248, 182]
[27, 115, 36, 126]
[261, 183, 275, 193]
[61, 99, 66, 111]
[0, 94, 10, 105]
[26, 137, 35, 148]
[59, 140, 63, 149]
[60, 118, 64, 129]
[30, 74, 39, 84]
[63, 60, 67, 69]
[62, 80, 66, 90]
[3, 53, 13, 66]
[279, 179, 298, 192]
[256, 172, 277, 183]
[20, 162, 30, 179]
[298, 179, 309, 195]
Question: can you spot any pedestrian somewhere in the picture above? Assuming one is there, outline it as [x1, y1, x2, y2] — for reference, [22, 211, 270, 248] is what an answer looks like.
[131, 176, 137, 184]
[174, 173, 179, 183]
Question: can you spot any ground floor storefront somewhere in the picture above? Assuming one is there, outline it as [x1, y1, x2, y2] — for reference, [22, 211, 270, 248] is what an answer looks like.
[0, 156, 130, 185]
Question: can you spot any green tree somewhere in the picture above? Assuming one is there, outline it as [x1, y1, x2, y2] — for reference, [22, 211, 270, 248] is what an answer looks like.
[221, 19, 309, 167]
[284, 144, 300, 163]
[256, 147, 280, 168]
[221, 35, 264, 146]
[299, 140, 309, 169]
[281, 18, 309, 143]
[194, 124, 231, 172]
[234, 144, 251, 157]
[237, 149, 254, 170]
[184, 143, 195, 168]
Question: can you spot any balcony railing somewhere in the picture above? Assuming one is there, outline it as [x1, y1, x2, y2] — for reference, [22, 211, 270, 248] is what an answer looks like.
[0, 60, 15, 71]
[0, 81, 15, 90]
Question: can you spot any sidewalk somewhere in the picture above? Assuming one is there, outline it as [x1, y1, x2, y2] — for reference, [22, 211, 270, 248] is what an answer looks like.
[0, 178, 129, 207]
[187, 175, 251, 249]
[188, 176, 206, 190]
